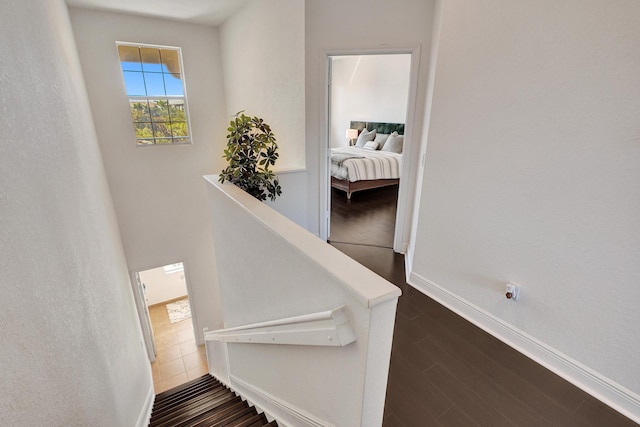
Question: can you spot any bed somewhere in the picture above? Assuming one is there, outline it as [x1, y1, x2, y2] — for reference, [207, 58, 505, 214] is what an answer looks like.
[331, 121, 404, 199]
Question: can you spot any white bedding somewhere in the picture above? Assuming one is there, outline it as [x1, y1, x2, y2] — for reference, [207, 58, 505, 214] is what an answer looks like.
[330, 147, 402, 182]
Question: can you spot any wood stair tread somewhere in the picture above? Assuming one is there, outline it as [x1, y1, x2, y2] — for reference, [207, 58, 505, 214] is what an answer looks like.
[233, 413, 269, 427]
[149, 374, 276, 427]
[155, 374, 218, 402]
[187, 400, 248, 427]
[151, 384, 227, 414]
[150, 389, 234, 425]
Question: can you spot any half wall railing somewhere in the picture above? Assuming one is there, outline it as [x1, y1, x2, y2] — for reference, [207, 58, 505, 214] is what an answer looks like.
[203, 176, 401, 427]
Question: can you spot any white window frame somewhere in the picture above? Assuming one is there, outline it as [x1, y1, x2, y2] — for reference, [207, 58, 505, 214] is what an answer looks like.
[116, 42, 193, 147]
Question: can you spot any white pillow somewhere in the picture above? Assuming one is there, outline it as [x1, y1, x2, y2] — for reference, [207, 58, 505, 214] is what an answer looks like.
[376, 131, 396, 150]
[381, 133, 403, 154]
[374, 133, 390, 143]
[355, 128, 377, 147]
[363, 140, 379, 150]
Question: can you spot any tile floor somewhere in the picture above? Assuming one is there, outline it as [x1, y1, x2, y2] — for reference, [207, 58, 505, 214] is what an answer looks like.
[148, 301, 208, 394]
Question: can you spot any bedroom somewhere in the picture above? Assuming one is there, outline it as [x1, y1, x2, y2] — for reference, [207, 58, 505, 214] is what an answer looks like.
[327, 53, 412, 249]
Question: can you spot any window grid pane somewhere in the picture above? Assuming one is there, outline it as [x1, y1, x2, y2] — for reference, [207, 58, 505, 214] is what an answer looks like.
[130, 100, 151, 122]
[140, 47, 162, 72]
[170, 122, 188, 138]
[117, 43, 191, 146]
[122, 71, 146, 96]
[118, 45, 142, 71]
[164, 74, 183, 96]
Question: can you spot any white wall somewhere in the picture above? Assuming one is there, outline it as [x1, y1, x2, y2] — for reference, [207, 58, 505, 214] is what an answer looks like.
[220, 0, 305, 170]
[205, 178, 400, 426]
[412, 0, 640, 417]
[219, 0, 307, 228]
[265, 170, 309, 229]
[305, 0, 437, 241]
[140, 264, 188, 306]
[0, 1, 152, 425]
[69, 8, 228, 336]
[330, 55, 411, 148]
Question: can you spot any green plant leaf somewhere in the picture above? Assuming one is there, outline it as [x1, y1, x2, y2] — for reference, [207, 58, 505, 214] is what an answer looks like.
[219, 111, 282, 202]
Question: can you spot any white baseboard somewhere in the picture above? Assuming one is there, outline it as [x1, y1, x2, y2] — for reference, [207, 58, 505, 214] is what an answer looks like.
[230, 375, 333, 427]
[135, 383, 155, 427]
[408, 271, 640, 424]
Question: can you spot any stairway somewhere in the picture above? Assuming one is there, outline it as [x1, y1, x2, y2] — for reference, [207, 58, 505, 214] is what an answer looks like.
[149, 374, 277, 427]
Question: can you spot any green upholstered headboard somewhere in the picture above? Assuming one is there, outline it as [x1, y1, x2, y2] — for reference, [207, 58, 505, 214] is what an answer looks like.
[350, 121, 405, 135]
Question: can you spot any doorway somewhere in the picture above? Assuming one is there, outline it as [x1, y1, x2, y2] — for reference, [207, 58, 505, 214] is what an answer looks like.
[326, 53, 413, 250]
[133, 262, 207, 393]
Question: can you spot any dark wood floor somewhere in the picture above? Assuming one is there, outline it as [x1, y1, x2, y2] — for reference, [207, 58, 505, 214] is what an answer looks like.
[329, 187, 637, 427]
[329, 185, 398, 248]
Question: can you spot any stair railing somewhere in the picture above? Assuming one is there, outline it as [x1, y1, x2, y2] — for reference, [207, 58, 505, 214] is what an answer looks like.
[203, 176, 401, 427]
[205, 305, 356, 347]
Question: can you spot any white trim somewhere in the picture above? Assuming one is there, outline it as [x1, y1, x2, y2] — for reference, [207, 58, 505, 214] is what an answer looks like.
[205, 333, 231, 386]
[408, 271, 640, 424]
[135, 383, 155, 427]
[204, 306, 356, 347]
[127, 95, 185, 100]
[115, 42, 193, 148]
[230, 375, 334, 427]
[403, 242, 414, 284]
[274, 167, 306, 174]
[319, 44, 423, 256]
[392, 45, 421, 255]
[360, 299, 398, 427]
[396, 242, 409, 254]
[130, 271, 156, 363]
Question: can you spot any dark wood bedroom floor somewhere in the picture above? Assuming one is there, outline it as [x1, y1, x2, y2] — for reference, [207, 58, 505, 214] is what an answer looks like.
[329, 187, 637, 426]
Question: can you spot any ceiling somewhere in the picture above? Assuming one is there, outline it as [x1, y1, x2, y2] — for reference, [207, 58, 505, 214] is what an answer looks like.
[65, 0, 250, 26]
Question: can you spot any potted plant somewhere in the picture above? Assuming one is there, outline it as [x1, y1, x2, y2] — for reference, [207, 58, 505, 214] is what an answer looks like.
[219, 111, 282, 201]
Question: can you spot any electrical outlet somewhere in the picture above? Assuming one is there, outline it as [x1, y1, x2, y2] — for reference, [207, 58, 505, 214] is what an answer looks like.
[505, 282, 521, 301]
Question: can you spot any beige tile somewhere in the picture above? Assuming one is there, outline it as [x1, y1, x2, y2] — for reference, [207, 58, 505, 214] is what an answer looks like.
[176, 328, 194, 344]
[148, 305, 165, 315]
[149, 310, 170, 325]
[179, 339, 198, 356]
[156, 344, 182, 364]
[155, 331, 179, 347]
[154, 323, 176, 335]
[148, 300, 197, 394]
[163, 326, 178, 334]
[186, 364, 208, 381]
[150, 309, 168, 320]
[158, 358, 185, 380]
[153, 323, 175, 335]
[183, 351, 206, 371]
[174, 318, 193, 331]
[161, 372, 188, 392]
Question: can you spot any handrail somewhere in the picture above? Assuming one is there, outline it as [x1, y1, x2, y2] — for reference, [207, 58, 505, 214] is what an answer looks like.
[204, 177, 400, 425]
[204, 306, 356, 347]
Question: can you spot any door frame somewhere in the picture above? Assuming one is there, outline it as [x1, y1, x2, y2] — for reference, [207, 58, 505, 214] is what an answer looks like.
[319, 45, 422, 253]
[131, 270, 156, 362]
[130, 260, 196, 363]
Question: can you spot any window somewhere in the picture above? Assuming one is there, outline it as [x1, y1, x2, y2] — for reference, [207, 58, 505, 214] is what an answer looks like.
[163, 262, 184, 275]
[117, 43, 191, 146]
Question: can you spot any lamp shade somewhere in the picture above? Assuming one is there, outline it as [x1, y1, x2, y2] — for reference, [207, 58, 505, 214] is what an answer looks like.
[346, 129, 359, 140]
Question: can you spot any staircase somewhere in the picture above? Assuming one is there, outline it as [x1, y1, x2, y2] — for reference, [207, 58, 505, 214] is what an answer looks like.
[149, 374, 277, 427]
